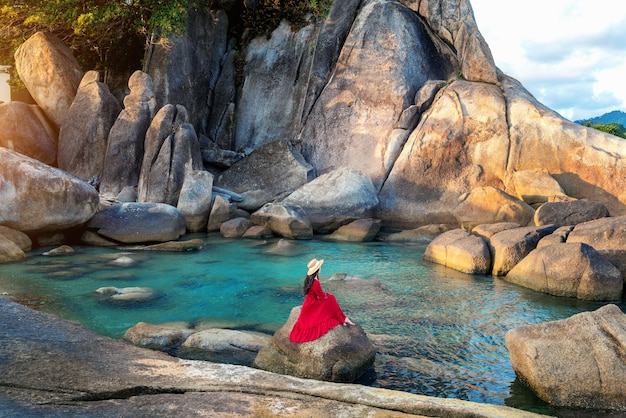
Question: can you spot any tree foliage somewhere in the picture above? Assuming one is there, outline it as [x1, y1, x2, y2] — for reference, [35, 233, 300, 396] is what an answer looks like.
[581, 121, 626, 139]
[0, 0, 192, 85]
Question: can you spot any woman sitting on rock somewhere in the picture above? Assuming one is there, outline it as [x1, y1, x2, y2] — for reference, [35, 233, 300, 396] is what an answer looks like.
[289, 258, 356, 343]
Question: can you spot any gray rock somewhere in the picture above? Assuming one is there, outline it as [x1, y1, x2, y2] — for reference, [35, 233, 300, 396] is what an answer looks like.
[14, 31, 82, 127]
[242, 225, 274, 239]
[146, 8, 228, 132]
[536, 225, 574, 248]
[236, 20, 317, 152]
[215, 139, 314, 212]
[94, 286, 159, 303]
[42, 245, 75, 257]
[124, 322, 192, 351]
[86, 202, 186, 243]
[220, 217, 252, 238]
[207, 194, 234, 232]
[506, 243, 623, 301]
[0, 102, 58, 165]
[534, 199, 609, 227]
[177, 328, 271, 366]
[0, 148, 99, 233]
[176, 170, 214, 232]
[423, 229, 491, 274]
[100, 71, 157, 196]
[58, 70, 122, 182]
[206, 49, 237, 150]
[282, 168, 379, 234]
[489, 225, 557, 276]
[505, 304, 626, 412]
[254, 306, 376, 382]
[250, 203, 313, 239]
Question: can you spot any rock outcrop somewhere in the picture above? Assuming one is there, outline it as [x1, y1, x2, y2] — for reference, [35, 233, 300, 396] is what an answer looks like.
[0, 148, 99, 232]
[423, 228, 491, 274]
[14, 31, 83, 127]
[58, 71, 122, 182]
[506, 304, 626, 412]
[86, 202, 186, 243]
[254, 306, 376, 383]
[506, 243, 623, 301]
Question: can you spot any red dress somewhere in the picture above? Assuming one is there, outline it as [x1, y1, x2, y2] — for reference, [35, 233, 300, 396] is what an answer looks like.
[289, 279, 347, 343]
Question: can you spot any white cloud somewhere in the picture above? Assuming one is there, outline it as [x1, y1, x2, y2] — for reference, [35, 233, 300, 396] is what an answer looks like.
[470, 0, 626, 121]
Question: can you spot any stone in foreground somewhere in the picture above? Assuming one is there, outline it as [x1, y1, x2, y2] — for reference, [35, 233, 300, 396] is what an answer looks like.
[254, 306, 376, 382]
[506, 304, 626, 412]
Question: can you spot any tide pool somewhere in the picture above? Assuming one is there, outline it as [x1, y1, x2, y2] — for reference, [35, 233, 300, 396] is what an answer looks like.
[1, 233, 621, 415]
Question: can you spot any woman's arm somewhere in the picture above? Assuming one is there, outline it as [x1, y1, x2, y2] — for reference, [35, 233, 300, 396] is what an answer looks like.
[310, 278, 328, 299]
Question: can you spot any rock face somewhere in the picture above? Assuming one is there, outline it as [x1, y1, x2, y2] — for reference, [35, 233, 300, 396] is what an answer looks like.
[58, 71, 122, 182]
[299, 0, 458, 191]
[254, 306, 376, 383]
[100, 71, 157, 197]
[453, 187, 535, 230]
[14, 31, 83, 127]
[137, 104, 203, 205]
[0, 102, 58, 165]
[0, 148, 99, 232]
[506, 243, 623, 301]
[534, 200, 609, 227]
[215, 139, 314, 212]
[86, 202, 186, 243]
[505, 304, 626, 412]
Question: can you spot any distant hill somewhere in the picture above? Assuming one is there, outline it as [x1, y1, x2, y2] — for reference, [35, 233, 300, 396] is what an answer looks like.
[576, 110, 626, 126]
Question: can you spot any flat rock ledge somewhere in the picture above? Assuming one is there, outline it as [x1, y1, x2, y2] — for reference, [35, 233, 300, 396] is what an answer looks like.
[0, 296, 544, 417]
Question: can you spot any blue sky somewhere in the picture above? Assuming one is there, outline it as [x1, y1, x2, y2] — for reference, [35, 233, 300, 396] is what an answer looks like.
[471, 0, 626, 121]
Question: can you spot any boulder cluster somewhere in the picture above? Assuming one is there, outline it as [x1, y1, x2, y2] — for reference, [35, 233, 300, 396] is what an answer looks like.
[2, 0, 626, 413]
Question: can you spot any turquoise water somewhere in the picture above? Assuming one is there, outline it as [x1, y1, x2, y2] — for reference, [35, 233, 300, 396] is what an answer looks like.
[0, 233, 622, 414]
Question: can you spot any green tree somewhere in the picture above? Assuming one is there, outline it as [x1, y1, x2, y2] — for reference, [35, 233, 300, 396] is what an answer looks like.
[0, 0, 191, 86]
[582, 121, 626, 139]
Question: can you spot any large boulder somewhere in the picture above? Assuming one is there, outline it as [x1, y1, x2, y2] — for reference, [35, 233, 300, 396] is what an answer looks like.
[0, 148, 99, 232]
[86, 202, 186, 243]
[0, 235, 26, 264]
[176, 170, 214, 232]
[0, 102, 58, 165]
[124, 322, 191, 352]
[506, 243, 623, 301]
[215, 139, 314, 212]
[489, 225, 557, 276]
[177, 328, 271, 366]
[324, 218, 381, 242]
[423, 229, 491, 274]
[254, 306, 376, 382]
[299, 0, 458, 191]
[58, 71, 122, 182]
[505, 304, 626, 412]
[0, 226, 31, 252]
[281, 168, 379, 234]
[99, 71, 157, 197]
[14, 31, 82, 127]
[137, 104, 203, 205]
[534, 199, 609, 227]
[453, 187, 535, 230]
[250, 203, 313, 239]
[567, 215, 626, 277]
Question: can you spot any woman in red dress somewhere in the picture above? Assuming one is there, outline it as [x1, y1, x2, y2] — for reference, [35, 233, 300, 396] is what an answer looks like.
[289, 258, 356, 343]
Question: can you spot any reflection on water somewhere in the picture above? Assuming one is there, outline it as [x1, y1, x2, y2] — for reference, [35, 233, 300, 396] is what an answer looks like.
[0, 233, 623, 415]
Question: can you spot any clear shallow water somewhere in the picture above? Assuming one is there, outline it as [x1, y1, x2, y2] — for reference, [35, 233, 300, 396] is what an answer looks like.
[1, 233, 623, 415]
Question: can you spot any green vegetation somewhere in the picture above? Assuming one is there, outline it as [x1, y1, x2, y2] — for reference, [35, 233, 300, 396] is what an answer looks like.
[581, 121, 626, 139]
[241, 0, 333, 43]
[0, 0, 194, 85]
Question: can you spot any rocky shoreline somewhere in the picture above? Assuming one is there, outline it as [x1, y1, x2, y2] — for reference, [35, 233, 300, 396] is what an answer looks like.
[0, 295, 545, 417]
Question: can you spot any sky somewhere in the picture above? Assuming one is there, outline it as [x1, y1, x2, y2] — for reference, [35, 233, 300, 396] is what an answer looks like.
[470, 0, 626, 121]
